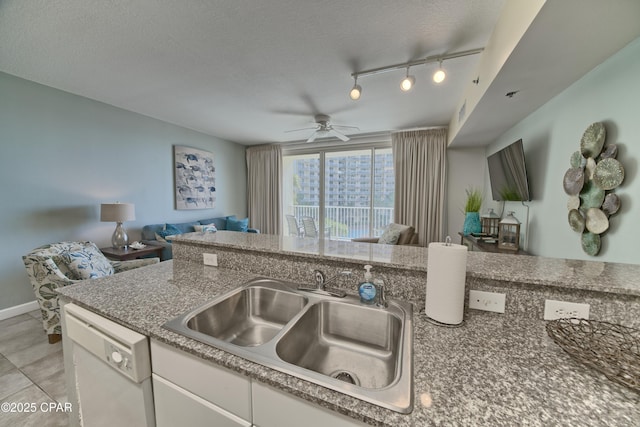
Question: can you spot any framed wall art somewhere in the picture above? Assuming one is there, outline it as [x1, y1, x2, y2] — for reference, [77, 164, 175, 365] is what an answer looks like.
[173, 145, 216, 210]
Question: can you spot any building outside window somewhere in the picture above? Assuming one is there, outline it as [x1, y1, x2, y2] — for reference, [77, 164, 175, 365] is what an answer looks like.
[282, 145, 394, 240]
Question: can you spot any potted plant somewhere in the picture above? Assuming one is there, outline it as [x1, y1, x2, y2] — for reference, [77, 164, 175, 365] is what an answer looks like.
[463, 187, 483, 235]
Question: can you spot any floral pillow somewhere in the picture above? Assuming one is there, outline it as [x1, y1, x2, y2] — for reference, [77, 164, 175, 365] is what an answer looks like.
[378, 223, 411, 245]
[64, 244, 114, 279]
[194, 224, 217, 233]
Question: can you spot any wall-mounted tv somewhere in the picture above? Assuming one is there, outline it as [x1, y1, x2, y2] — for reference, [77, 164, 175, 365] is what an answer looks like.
[487, 139, 531, 201]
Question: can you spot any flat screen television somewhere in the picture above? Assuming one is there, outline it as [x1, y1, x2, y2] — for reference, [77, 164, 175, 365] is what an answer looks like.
[487, 139, 531, 201]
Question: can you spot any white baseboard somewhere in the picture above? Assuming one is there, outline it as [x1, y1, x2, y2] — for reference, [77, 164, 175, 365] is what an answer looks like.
[0, 300, 39, 321]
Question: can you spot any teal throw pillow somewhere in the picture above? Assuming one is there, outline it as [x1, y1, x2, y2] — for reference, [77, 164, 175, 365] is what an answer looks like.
[227, 217, 249, 232]
[156, 224, 183, 242]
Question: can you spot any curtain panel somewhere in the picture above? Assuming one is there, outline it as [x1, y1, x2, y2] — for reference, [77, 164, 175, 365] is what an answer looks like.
[392, 128, 447, 246]
[246, 144, 282, 235]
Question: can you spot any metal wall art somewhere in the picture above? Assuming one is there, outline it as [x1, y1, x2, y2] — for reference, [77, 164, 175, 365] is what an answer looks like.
[173, 145, 216, 210]
[563, 122, 624, 255]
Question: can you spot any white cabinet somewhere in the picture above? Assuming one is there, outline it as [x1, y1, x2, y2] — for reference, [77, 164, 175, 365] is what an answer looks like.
[150, 339, 252, 425]
[151, 339, 366, 427]
[252, 381, 366, 427]
[153, 374, 250, 427]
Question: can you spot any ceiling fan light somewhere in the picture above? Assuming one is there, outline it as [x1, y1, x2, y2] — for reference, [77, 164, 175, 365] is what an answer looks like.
[349, 84, 362, 100]
[400, 75, 415, 92]
[433, 68, 446, 83]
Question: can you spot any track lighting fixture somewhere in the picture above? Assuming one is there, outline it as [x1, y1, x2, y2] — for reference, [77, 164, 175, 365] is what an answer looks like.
[432, 61, 446, 83]
[348, 48, 483, 100]
[349, 77, 362, 100]
[400, 68, 415, 92]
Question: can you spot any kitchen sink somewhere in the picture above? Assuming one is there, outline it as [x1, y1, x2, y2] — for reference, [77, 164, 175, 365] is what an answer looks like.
[164, 277, 413, 413]
[276, 301, 401, 389]
[185, 281, 307, 347]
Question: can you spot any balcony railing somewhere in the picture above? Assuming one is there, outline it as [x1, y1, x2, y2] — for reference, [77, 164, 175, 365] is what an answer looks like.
[289, 205, 394, 240]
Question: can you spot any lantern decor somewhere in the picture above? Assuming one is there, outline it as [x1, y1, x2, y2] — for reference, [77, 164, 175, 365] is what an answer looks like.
[481, 208, 501, 237]
[498, 211, 521, 251]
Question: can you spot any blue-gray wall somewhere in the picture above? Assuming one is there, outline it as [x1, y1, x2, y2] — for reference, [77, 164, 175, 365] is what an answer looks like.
[0, 72, 247, 310]
[483, 37, 640, 264]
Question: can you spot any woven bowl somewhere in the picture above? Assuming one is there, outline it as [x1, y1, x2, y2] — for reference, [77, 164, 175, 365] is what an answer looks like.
[546, 318, 640, 392]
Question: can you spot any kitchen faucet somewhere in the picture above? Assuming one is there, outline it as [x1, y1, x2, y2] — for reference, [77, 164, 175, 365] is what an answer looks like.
[298, 269, 351, 297]
[374, 279, 388, 308]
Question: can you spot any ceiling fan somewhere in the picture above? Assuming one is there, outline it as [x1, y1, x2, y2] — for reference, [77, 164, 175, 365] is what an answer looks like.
[285, 114, 359, 142]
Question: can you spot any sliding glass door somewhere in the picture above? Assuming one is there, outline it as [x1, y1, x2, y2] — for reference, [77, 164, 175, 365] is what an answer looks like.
[282, 146, 393, 240]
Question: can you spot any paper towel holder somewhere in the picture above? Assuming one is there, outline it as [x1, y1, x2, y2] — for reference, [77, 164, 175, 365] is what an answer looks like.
[424, 235, 467, 328]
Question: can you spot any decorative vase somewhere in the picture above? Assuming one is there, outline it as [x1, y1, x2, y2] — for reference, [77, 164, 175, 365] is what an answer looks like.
[463, 212, 481, 236]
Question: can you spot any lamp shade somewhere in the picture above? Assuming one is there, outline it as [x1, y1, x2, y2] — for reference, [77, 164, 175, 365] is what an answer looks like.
[100, 203, 135, 222]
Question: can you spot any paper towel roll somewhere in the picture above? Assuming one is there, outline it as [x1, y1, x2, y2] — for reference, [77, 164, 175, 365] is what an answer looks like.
[425, 241, 468, 325]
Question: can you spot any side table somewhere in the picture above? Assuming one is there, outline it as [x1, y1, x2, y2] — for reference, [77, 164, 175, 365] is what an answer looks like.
[100, 244, 165, 261]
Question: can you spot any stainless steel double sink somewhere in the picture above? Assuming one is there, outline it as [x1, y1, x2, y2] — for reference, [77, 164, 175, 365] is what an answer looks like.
[164, 277, 413, 413]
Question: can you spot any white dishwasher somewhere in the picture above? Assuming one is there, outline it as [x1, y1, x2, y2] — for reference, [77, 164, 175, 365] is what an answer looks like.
[63, 303, 155, 427]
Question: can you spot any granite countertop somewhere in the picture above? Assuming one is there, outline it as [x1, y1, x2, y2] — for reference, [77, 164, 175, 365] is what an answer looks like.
[58, 260, 640, 427]
[172, 231, 640, 297]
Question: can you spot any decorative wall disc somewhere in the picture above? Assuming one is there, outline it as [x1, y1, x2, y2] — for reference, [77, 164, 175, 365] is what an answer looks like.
[567, 195, 580, 210]
[599, 144, 618, 160]
[570, 151, 586, 168]
[568, 209, 585, 233]
[579, 180, 605, 209]
[585, 208, 609, 234]
[602, 193, 621, 216]
[585, 158, 597, 180]
[563, 168, 585, 195]
[593, 158, 624, 190]
[580, 122, 606, 158]
[581, 232, 601, 256]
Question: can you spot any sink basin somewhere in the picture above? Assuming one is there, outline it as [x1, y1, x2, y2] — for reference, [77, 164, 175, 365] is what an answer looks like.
[186, 284, 307, 347]
[164, 277, 413, 413]
[276, 301, 401, 389]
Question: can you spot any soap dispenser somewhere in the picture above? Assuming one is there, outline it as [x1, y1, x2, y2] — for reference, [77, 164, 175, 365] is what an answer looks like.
[358, 265, 377, 305]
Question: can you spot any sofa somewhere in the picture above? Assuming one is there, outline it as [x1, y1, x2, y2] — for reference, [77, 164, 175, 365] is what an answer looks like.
[141, 215, 259, 260]
[351, 223, 419, 245]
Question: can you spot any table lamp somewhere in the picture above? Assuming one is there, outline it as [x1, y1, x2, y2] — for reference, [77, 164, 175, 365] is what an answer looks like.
[101, 202, 135, 249]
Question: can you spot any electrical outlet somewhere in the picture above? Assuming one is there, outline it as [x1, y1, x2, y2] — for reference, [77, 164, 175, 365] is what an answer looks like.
[469, 290, 506, 313]
[203, 253, 218, 266]
[544, 299, 589, 320]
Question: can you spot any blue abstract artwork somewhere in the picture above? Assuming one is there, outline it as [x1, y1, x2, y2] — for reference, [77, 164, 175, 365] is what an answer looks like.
[174, 145, 215, 210]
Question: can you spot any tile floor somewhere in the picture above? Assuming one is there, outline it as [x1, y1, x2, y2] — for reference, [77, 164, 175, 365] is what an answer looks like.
[0, 311, 69, 426]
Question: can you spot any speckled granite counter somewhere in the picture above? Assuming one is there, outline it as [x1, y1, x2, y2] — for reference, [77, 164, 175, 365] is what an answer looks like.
[172, 231, 640, 297]
[58, 259, 640, 427]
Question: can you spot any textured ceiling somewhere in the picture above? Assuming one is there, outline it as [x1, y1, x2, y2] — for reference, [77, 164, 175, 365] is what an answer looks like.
[1, 1, 639, 147]
[0, 0, 504, 144]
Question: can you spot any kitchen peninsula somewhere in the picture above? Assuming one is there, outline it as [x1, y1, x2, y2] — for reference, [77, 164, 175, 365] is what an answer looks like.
[58, 231, 640, 426]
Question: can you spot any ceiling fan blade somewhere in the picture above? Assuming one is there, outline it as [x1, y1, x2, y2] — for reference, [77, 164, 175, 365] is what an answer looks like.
[332, 124, 360, 131]
[306, 131, 319, 143]
[329, 129, 350, 142]
[285, 126, 318, 133]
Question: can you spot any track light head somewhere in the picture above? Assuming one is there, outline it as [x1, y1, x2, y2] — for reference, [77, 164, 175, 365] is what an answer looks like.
[400, 69, 415, 92]
[433, 60, 446, 83]
[349, 77, 362, 100]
